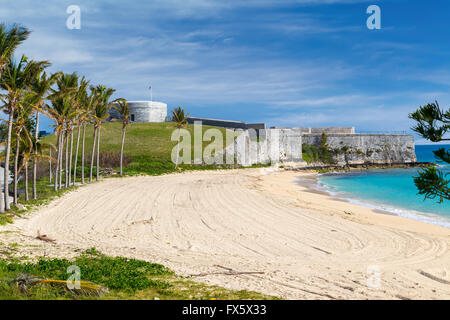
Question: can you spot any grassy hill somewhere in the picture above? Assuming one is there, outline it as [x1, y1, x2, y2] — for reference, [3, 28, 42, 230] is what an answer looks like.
[42, 121, 233, 176]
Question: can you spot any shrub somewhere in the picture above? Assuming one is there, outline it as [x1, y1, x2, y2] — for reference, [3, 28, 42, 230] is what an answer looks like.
[0, 249, 173, 292]
[302, 133, 336, 164]
[302, 143, 319, 163]
[83, 151, 131, 169]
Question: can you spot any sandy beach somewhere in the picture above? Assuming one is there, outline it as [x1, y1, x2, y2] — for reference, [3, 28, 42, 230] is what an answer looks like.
[1, 168, 450, 299]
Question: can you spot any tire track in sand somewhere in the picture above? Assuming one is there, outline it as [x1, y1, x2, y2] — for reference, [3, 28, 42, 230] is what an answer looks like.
[11, 169, 450, 299]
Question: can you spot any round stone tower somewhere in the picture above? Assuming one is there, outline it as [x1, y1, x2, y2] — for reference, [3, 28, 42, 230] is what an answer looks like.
[109, 101, 167, 123]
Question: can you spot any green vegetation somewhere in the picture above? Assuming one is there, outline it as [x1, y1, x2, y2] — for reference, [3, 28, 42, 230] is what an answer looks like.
[0, 249, 276, 300]
[171, 106, 189, 168]
[409, 101, 449, 203]
[110, 98, 130, 175]
[301, 143, 318, 163]
[302, 132, 336, 164]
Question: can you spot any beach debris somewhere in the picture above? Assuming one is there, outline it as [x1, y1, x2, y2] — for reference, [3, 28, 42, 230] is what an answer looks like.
[418, 270, 450, 285]
[12, 274, 44, 295]
[189, 265, 264, 277]
[311, 246, 331, 255]
[11, 274, 108, 297]
[36, 230, 56, 243]
[101, 167, 118, 175]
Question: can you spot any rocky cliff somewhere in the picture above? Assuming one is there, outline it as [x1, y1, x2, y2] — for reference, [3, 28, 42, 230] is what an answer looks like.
[302, 133, 417, 166]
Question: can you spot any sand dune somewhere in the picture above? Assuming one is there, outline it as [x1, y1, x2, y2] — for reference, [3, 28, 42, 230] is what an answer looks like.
[4, 169, 450, 299]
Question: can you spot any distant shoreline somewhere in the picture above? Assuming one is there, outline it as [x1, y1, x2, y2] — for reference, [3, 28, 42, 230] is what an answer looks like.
[295, 169, 450, 229]
[288, 161, 436, 172]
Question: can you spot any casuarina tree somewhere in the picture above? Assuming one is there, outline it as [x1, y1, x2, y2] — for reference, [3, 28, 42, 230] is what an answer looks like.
[409, 101, 449, 203]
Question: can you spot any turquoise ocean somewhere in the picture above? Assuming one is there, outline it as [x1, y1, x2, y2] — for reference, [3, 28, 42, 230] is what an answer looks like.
[317, 145, 450, 228]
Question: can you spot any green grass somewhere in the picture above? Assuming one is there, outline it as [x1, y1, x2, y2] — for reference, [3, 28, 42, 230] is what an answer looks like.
[0, 248, 277, 300]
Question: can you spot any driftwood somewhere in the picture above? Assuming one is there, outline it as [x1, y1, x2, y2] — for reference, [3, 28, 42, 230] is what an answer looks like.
[189, 265, 264, 277]
[419, 270, 450, 285]
[36, 231, 56, 243]
[11, 274, 108, 297]
[12, 274, 45, 295]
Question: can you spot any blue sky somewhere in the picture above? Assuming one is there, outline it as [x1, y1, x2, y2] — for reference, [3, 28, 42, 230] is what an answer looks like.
[1, 0, 450, 144]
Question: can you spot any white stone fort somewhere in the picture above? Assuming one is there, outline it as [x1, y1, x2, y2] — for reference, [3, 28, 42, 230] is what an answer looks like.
[109, 101, 167, 123]
[108, 100, 417, 167]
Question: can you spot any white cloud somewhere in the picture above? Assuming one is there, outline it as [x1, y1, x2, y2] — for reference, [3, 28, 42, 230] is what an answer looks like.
[1, 0, 434, 134]
[16, 29, 94, 65]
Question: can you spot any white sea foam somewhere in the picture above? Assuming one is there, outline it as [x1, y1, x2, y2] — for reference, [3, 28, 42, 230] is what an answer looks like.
[314, 179, 450, 229]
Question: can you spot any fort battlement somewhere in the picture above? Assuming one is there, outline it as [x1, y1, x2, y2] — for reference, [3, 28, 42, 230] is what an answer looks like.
[221, 128, 417, 167]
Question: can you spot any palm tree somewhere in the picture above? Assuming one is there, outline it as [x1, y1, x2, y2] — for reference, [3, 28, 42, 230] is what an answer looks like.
[30, 72, 56, 199]
[171, 107, 189, 169]
[0, 24, 30, 77]
[38, 95, 74, 191]
[72, 77, 89, 186]
[0, 55, 49, 210]
[22, 138, 52, 201]
[89, 85, 116, 182]
[77, 89, 96, 184]
[48, 72, 78, 188]
[48, 142, 56, 184]
[0, 24, 31, 212]
[16, 129, 33, 202]
[12, 95, 35, 204]
[13, 131, 22, 204]
[112, 98, 130, 175]
[40, 72, 78, 190]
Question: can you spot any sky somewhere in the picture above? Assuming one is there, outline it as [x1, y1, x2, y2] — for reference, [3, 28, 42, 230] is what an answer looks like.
[1, 0, 450, 144]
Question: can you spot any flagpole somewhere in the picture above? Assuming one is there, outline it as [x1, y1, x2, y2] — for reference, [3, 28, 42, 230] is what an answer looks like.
[150, 85, 153, 108]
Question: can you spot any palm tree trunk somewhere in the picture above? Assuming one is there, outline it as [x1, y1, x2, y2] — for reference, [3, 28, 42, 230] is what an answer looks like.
[54, 133, 59, 191]
[96, 128, 101, 181]
[89, 126, 97, 183]
[4, 108, 15, 211]
[69, 129, 73, 186]
[49, 147, 52, 184]
[120, 126, 126, 175]
[0, 157, 3, 213]
[59, 132, 63, 190]
[32, 112, 39, 200]
[13, 133, 20, 205]
[65, 133, 69, 188]
[81, 123, 86, 184]
[73, 125, 81, 185]
[175, 128, 181, 168]
[25, 161, 29, 201]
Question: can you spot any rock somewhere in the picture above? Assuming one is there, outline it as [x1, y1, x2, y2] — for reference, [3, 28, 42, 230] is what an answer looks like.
[16, 203, 26, 211]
